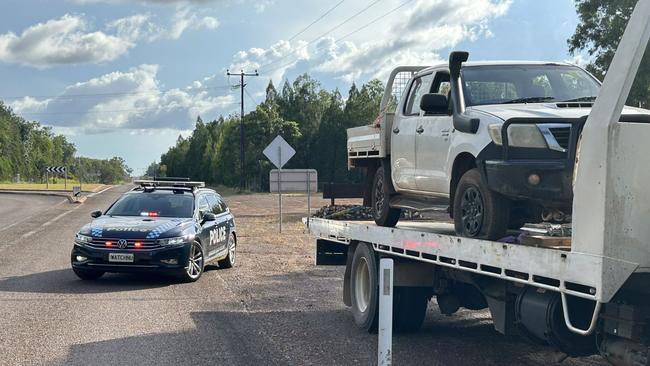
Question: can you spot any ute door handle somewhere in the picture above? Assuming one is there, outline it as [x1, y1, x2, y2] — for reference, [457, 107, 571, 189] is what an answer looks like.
[416, 126, 425, 134]
[441, 128, 450, 136]
[393, 127, 400, 134]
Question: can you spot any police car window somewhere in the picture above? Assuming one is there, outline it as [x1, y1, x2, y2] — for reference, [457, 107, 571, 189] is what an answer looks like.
[217, 196, 228, 212]
[206, 194, 223, 214]
[106, 192, 194, 218]
[198, 196, 210, 214]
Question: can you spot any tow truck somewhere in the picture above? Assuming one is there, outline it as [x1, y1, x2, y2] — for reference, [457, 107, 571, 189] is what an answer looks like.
[308, 1, 650, 365]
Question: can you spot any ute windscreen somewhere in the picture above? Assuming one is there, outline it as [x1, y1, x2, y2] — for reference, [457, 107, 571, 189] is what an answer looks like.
[461, 65, 601, 106]
[106, 192, 194, 218]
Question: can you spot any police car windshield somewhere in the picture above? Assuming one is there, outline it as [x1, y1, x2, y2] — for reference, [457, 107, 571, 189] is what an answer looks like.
[105, 191, 194, 218]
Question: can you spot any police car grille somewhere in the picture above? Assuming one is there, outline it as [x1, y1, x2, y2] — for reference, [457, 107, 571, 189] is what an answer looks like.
[89, 238, 161, 249]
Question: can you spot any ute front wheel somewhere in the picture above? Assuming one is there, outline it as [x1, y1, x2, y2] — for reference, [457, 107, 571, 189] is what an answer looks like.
[453, 168, 510, 240]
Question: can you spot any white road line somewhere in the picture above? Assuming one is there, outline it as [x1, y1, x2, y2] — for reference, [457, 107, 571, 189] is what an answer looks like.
[21, 230, 36, 238]
[88, 186, 114, 197]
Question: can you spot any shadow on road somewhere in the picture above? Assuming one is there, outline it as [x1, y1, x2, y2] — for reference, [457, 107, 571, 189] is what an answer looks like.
[0, 269, 172, 294]
[52, 307, 604, 366]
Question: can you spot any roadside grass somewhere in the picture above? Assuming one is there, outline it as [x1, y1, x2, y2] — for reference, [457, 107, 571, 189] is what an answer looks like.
[0, 181, 104, 192]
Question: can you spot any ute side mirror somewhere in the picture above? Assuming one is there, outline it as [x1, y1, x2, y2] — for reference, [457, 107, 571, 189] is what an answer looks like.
[201, 212, 216, 223]
[420, 93, 450, 115]
[90, 211, 102, 218]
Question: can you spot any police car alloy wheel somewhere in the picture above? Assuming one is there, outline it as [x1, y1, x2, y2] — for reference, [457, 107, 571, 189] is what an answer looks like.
[218, 233, 236, 269]
[184, 241, 204, 281]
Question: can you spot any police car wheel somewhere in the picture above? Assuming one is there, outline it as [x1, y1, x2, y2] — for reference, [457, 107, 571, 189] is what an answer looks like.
[218, 233, 236, 269]
[72, 267, 104, 280]
[180, 241, 204, 282]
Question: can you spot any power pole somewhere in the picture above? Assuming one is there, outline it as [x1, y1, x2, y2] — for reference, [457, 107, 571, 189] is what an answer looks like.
[227, 69, 259, 192]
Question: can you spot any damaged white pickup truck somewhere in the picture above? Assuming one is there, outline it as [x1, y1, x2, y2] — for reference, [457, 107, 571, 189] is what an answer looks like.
[348, 52, 650, 240]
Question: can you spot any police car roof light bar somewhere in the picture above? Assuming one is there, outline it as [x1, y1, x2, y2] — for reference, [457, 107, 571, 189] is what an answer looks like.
[133, 179, 205, 189]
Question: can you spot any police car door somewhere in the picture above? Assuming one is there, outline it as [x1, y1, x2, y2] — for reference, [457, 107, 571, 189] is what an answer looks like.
[197, 194, 218, 256]
[206, 193, 229, 255]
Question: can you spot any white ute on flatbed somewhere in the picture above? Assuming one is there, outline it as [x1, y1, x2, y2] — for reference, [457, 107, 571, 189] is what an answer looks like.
[348, 54, 650, 241]
[309, 1, 650, 365]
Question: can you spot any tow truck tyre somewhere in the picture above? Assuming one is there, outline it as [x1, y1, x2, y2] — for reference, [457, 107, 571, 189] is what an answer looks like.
[218, 233, 236, 269]
[372, 165, 401, 227]
[350, 243, 379, 333]
[393, 287, 429, 332]
[72, 267, 104, 280]
[179, 241, 204, 282]
[453, 168, 510, 240]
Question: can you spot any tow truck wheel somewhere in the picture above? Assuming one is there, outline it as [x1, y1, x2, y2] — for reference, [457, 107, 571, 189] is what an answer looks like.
[372, 165, 401, 227]
[350, 243, 379, 333]
[72, 267, 104, 280]
[453, 168, 510, 240]
[179, 241, 204, 282]
[393, 287, 429, 332]
[218, 233, 236, 269]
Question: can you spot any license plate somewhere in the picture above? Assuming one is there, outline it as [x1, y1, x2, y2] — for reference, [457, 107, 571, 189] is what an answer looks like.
[108, 253, 134, 263]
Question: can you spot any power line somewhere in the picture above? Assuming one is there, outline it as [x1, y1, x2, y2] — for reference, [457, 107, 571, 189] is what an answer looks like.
[288, 0, 346, 42]
[263, 0, 416, 75]
[17, 99, 241, 116]
[258, 0, 383, 71]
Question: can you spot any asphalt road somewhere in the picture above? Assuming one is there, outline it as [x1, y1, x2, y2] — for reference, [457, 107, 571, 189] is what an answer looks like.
[0, 187, 608, 366]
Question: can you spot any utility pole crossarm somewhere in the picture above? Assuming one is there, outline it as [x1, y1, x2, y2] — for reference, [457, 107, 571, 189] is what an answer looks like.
[226, 69, 259, 192]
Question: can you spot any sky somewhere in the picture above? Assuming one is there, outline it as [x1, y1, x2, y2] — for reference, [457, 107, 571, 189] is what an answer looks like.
[0, 0, 583, 175]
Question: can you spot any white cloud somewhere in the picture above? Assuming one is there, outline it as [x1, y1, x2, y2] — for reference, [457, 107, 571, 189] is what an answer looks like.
[10, 64, 237, 132]
[0, 14, 133, 68]
[230, 0, 512, 83]
[106, 13, 164, 42]
[169, 6, 220, 39]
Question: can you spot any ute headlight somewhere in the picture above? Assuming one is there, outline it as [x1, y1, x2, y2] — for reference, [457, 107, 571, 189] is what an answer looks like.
[158, 235, 193, 246]
[506, 124, 548, 149]
[488, 124, 503, 145]
[75, 233, 92, 244]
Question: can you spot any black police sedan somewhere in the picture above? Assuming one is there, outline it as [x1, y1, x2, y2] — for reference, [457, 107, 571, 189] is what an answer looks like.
[71, 179, 236, 282]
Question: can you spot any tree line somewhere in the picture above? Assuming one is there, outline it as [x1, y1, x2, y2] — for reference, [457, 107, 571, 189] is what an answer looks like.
[0, 102, 131, 184]
[148, 75, 384, 190]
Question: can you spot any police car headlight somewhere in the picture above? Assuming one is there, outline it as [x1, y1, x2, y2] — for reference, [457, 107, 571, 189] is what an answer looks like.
[506, 124, 548, 149]
[75, 233, 92, 244]
[158, 235, 193, 246]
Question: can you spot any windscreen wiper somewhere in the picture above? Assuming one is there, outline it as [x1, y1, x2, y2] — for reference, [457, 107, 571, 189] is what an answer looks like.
[501, 96, 556, 104]
[560, 96, 597, 102]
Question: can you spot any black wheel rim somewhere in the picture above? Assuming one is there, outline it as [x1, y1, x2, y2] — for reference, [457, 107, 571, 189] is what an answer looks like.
[460, 186, 484, 236]
[374, 174, 385, 218]
[187, 243, 203, 279]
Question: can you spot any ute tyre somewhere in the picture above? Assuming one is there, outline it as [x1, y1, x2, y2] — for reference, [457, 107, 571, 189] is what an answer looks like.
[72, 267, 104, 280]
[372, 165, 401, 227]
[393, 287, 429, 333]
[453, 168, 510, 240]
[179, 241, 204, 283]
[218, 233, 236, 269]
[350, 243, 379, 333]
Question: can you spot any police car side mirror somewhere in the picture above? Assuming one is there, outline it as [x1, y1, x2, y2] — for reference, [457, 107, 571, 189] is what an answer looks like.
[90, 210, 102, 218]
[201, 212, 216, 223]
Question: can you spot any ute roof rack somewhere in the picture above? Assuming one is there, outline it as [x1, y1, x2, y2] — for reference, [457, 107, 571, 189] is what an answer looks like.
[133, 178, 205, 190]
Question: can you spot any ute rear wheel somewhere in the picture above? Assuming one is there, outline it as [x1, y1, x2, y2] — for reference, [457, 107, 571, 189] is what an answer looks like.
[372, 165, 401, 227]
[453, 168, 510, 240]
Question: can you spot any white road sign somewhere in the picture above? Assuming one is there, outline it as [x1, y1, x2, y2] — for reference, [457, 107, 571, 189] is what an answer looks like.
[263, 135, 295, 169]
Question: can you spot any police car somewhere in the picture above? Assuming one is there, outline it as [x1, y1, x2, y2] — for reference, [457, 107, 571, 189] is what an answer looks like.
[71, 178, 236, 282]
